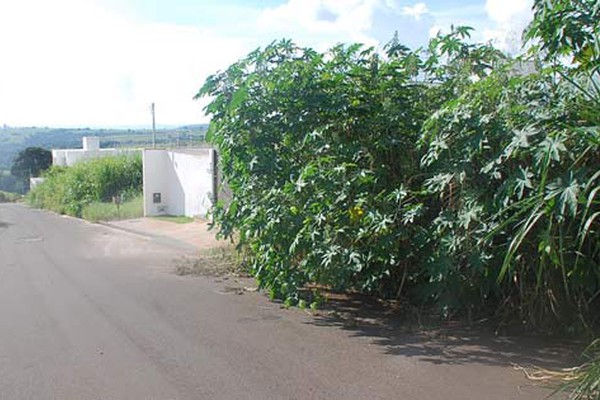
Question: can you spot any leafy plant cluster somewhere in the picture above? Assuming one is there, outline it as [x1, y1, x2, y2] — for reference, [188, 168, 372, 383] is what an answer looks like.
[0, 190, 20, 203]
[197, 0, 599, 334]
[27, 154, 142, 217]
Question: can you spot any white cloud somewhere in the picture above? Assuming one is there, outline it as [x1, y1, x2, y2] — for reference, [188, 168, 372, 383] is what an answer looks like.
[0, 0, 537, 128]
[402, 3, 430, 21]
[485, 0, 532, 24]
[484, 0, 533, 53]
[0, 0, 249, 127]
[255, 0, 436, 50]
[255, 0, 378, 49]
[428, 25, 443, 38]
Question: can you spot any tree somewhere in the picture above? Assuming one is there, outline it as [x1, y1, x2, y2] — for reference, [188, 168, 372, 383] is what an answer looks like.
[11, 147, 52, 179]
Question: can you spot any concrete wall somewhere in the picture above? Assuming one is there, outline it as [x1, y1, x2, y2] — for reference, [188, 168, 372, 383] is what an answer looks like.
[143, 148, 216, 218]
[52, 148, 139, 167]
[52, 137, 139, 167]
[83, 136, 100, 151]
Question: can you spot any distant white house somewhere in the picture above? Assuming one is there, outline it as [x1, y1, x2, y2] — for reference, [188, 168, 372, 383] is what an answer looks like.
[29, 177, 45, 189]
[143, 148, 217, 218]
[52, 136, 139, 167]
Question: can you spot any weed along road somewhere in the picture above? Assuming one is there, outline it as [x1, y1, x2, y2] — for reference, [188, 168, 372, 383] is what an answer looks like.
[0, 203, 565, 400]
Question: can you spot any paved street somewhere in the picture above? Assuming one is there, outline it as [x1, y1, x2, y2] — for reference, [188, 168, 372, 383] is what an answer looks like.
[0, 204, 566, 399]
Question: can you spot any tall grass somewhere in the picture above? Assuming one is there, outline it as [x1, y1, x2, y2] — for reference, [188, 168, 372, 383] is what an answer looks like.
[27, 154, 142, 217]
[0, 190, 20, 203]
[81, 195, 143, 222]
[556, 340, 600, 400]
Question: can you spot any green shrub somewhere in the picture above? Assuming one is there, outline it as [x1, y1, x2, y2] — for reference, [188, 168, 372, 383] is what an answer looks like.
[418, 60, 600, 325]
[0, 190, 20, 203]
[196, 32, 505, 305]
[27, 155, 142, 217]
[197, 0, 599, 336]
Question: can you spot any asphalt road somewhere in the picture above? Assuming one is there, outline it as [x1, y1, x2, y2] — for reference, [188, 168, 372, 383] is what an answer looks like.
[0, 204, 566, 399]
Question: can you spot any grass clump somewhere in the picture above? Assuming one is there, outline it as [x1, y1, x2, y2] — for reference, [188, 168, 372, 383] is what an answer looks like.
[0, 190, 20, 203]
[561, 340, 600, 400]
[519, 339, 600, 399]
[81, 195, 143, 222]
[153, 215, 194, 224]
[174, 246, 245, 277]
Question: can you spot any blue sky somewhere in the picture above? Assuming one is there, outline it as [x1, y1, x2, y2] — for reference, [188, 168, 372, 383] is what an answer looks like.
[0, 0, 533, 128]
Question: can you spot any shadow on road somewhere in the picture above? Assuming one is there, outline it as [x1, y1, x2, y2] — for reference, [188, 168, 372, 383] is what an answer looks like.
[307, 294, 580, 370]
[0, 221, 12, 229]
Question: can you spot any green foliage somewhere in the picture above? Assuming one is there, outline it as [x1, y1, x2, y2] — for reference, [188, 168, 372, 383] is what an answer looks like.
[152, 215, 194, 224]
[420, 61, 599, 331]
[10, 146, 52, 178]
[10, 147, 52, 192]
[81, 195, 143, 222]
[0, 169, 20, 193]
[418, 0, 600, 332]
[0, 170, 21, 194]
[197, 1, 599, 337]
[558, 339, 600, 400]
[197, 32, 506, 306]
[525, 0, 599, 69]
[27, 155, 142, 217]
[0, 190, 20, 203]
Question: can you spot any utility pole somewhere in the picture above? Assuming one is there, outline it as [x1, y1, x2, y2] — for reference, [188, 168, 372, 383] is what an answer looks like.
[151, 102, 156, 148]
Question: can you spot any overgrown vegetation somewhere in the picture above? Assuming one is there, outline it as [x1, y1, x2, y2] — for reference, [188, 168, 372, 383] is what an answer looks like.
[198, 0, 598, 337]
[199, 1, 599, 396]
[81, 195, 143, 222]
[27, 155, 142, 218]
[0, 190, 20, 203]
[10, 147, 52, 192]
[562, 339, 600, 400]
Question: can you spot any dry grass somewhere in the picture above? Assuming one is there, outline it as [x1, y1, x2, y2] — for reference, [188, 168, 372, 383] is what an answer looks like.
[174, 246, 247, 277]
[81, 195, 143, 222]
[513, 339, 600, 400]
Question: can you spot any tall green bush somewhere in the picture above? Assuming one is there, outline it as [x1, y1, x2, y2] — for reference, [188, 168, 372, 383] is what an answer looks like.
[197, 0, 598, 335]
[420, 62, 599, 330]
[417, 0, 599, 331]
[196, 32, 506, 304]
[27, 154, 142, 217]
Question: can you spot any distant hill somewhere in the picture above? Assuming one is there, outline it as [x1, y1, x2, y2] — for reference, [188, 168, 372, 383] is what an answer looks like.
[0, 125, 209, 170]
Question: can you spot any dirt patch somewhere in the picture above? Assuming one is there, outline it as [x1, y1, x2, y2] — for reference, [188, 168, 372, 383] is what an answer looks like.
[174, 246, 247, 277]
[174, 246, 258, 296]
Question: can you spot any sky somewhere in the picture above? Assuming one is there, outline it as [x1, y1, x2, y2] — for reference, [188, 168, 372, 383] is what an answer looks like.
[0, 0, 533, 128]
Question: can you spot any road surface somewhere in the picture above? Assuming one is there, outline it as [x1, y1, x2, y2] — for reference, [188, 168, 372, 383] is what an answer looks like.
[0, 204, 566, 399]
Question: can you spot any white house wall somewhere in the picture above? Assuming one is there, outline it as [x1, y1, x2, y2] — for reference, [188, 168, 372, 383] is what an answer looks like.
[52, 148, 139, 167]
[143, 149, 215, 218]
[143, 150, 169, 217]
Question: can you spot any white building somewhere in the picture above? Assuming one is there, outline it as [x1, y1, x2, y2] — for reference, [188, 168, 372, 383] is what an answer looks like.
[29, 177, 45, 189]
[142, 148, 217, 218]
[52, 136, 139, 167]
